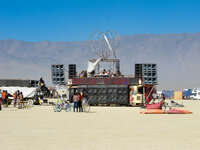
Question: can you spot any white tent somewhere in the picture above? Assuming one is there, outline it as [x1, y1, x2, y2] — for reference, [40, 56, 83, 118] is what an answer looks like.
[0, 87, 37, 98]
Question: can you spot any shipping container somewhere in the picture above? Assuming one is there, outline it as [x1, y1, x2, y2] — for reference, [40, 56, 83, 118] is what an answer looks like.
[174, 91, 183, 100]
[162, 90, 174, 99]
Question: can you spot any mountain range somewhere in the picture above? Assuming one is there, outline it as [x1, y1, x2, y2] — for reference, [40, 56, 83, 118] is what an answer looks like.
[1, 33, 200, 90]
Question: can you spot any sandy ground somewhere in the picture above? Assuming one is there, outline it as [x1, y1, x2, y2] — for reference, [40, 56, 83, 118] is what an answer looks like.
[0, 100, 200, 150]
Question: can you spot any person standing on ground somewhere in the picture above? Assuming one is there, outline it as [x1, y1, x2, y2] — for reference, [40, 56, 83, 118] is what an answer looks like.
[78, 92, 83, 112]
[0, 90, 2, 111]
[13, 90, 18, 107]
[20, 92, 24, 108]
[161, 93, 165, 101]
[18, 92, 24, 109]
[5, 90, 9, 107]
[73, 93, 79, 112]
[2, 90, 8, 107]
[17, 91, 20, 108]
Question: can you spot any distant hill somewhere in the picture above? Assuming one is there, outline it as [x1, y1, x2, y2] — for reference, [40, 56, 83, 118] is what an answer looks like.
[1, 33, 200, 90]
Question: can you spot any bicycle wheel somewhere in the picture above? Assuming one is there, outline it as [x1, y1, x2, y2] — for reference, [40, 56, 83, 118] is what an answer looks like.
[22, 102, 28, 109]
[27, 100, 33, 108]
[65, 103, 72, 112]
[54, 104, 62, 112]
[83, 100, 90, 112]
[53, 104, 57, 112]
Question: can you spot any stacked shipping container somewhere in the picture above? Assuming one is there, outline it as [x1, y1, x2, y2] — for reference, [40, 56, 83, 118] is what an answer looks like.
[174, 91, 183, 100]
[161, 89, 192, 100]
[162, 90, 174, 99]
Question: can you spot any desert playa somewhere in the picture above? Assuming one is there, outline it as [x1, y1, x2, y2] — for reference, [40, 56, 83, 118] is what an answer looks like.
[0, 100, 200, 150]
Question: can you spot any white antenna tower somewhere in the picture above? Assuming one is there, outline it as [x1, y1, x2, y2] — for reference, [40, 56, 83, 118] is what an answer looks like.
[90, 30, 120, 59]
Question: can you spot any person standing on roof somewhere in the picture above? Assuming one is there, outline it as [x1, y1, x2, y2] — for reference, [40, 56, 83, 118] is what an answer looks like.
[39, 77, 45, 87]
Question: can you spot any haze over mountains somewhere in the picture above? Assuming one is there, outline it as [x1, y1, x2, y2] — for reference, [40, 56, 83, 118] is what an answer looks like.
[1, 33, 200, 90]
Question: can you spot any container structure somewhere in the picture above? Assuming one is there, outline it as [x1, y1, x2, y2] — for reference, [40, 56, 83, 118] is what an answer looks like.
[135, 64, 157, 85]
[68, 77, 138, 105]
[0, 79, 39, 87]
[162, 90, 174, 99]
[174, 91, 183, 100]
[51, 64, 65, 85]
[67, 58, 157, 106]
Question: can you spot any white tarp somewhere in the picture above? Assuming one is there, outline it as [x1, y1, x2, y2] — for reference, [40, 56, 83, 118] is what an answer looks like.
[55, 85, 69, 99]
[0, 87, 37, 98]
[87, 57, 102, 73]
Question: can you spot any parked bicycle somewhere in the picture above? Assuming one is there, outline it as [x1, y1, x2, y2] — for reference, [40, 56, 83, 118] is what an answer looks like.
[82, 98, 90, 112]
[53, 98, 90, 112]
[17, 99, 33, 109]
[23, 99, 34, 109]
[53, 100, 72, 112]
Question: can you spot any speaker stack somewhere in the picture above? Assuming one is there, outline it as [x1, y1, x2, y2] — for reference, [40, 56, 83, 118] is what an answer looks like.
[78, 85, 129, 105]
[68, 64, 76, 79]
[135, 64, 157, 85]
[51, 64, 65, 85]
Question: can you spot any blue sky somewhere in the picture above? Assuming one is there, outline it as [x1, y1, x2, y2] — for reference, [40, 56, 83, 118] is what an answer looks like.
[0, 0, 200, 41]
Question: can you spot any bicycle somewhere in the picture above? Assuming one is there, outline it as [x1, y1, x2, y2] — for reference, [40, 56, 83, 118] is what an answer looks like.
[23, 99, 34, 109]
[82, 98, 90, 112]
[53, 100, 72, 112]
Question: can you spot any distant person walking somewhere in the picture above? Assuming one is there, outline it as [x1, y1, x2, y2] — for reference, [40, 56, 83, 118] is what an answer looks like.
[0, 90, 2, 111]
[73, 93, 79, 112]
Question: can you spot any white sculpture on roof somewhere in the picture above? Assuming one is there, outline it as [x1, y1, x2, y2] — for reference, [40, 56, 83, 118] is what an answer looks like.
[87, 31, 120, 74]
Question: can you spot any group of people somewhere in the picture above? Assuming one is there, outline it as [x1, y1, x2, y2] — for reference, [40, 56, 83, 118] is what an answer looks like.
[99, 69, 122, 77]
[80, 68, 123, 78]
[0, 90, 24, 111]
[79, 70, 87, 78]
[73, 92, 85, 112]
[13, 90, 24, 109]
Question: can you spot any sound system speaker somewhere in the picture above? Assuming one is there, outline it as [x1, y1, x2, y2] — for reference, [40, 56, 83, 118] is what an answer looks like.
[68, 64, 76, 78]
[78, 85, 129, 105]
[51, 64, 65, 85]
[135, 64, 157, 85]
